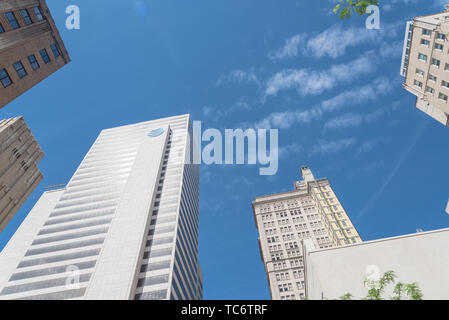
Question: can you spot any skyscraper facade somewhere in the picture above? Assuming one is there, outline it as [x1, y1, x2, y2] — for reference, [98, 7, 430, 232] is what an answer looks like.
[0, 116, 44, 232]
[0, 0, 70, 108]
[252, 166, 362, 300]
[0, 114, 202, 300]
[401, 6, 449, 126]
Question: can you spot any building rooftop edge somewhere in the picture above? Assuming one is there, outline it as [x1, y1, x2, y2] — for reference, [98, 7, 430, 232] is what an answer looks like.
[306, 227, 449, 255]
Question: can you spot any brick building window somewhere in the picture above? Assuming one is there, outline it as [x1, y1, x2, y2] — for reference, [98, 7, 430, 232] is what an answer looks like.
[28, 55, 40, 70]
[40, 49, 51, 64]
[0, 69, 13, 88]
[5, 12, 20, 29]
[20, 9, 33, 25]
[33, 7, 44, 21]
[13, 61, 27, 78]
[50, 44, 60, 58]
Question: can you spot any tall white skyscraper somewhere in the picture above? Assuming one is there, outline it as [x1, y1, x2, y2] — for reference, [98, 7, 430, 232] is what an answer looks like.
[0, 114, 202, 300]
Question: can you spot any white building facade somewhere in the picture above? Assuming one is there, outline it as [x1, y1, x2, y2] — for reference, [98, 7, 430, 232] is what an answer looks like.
[0, 114, 202, 300]
[304, 228, 449, 300]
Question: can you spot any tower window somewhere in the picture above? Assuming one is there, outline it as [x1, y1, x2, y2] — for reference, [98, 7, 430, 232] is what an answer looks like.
[33, 6, 44, 21]
[13, 61, 27, 78]
[20, 9, 33, 25]
[40, 49, 51, 64]
[5, 12, 20, 29]
[0, 69, 13, 88]
[28, 54, 40, 70]
[50, 44, 60, 58]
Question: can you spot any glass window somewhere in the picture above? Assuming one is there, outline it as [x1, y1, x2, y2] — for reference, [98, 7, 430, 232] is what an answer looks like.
[429, 74, 437, 82]
[20, 9, 32, 25]
[50, 44, 60, 58]
[5, 12, 20, 29]
[442, 80, 449, 89]
[13, 61, 27, 78]
[0, 69, 12, 88]
[27, 54, 40, 70]
[432, 58, 441, 67]
[33, 6, 44, 21]
[426, 86, 435, 94]
[422, 29, 431, 36]
[435, 43, 444, 51]
[39, 49, 51, 64]
[420, 39, 430, 46]
[418, 53, 427, 62]
[437, 32, 446, 40]
[438, 92, 448, 102]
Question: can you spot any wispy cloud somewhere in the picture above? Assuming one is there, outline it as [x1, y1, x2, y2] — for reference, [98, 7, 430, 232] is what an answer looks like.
[357, 137, 390, 154]
[269, 22, 402, 61]
[216, 70, 259, 86]
[202, 98, 252, 121]
[269, 35, 302, 61]
[253, 76, 392, 130]
[324, 109, 384, 130]
[265, 51, 378, 97]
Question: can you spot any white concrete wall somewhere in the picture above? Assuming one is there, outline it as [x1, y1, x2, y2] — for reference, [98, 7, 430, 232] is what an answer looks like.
[0, 189, 64, 293]
[305, 228, 449, 300]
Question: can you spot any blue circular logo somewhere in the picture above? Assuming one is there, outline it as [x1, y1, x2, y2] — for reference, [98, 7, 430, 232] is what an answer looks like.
[147, 128, 164, 137]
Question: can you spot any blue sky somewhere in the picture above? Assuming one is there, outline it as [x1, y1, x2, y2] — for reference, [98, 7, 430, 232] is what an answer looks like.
[1, 0, 449, 299]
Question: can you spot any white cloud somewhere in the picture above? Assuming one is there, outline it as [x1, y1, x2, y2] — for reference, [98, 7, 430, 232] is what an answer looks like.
[254, 76, 392, 130]
[304, 23, 402, 59]
[324, 109, 384, 130]
[265, 51, 378, 97]
[202, 98, 253, 121]
[324, 113, 364, 129]
[216, 70, 259, 86]
[269, 35, 302, 61]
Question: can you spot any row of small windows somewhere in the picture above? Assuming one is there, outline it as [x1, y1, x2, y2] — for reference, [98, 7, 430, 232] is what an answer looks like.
[0, 45, 61, 88]
[0, 7, 44, 33]
[422, 28, 446, 40]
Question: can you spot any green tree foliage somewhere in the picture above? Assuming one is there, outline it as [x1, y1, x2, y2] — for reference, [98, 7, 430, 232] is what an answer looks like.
[338, 270, 424, 300]
[333, 0, 380, 19]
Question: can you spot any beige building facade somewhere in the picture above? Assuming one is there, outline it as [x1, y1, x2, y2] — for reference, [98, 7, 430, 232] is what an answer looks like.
[0, 0, 70, 109]
[401, 6, 449, 126]
[0, 117, 44, 232]
[252, 166, 362, 300]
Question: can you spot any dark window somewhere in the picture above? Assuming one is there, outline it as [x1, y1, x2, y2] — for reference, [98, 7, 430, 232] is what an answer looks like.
[50, 44, 60, 58]
[28, 54, 40, 70]
[33, 6, 44, 21]
[13, 61, 27, 78]
[0, 69, 12, 87]
[0, 23, 4, 33]
[39, 49, 50, 64]
[20, 9, 32, 25]
[5, 12, 20, 29]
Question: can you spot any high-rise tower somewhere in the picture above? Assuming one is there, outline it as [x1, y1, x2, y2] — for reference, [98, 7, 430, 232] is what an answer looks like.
[0, 115, 202, 300]
[401, 6, 449, 126]
[252, 166, 361, 300]
[0, 0, 70, 108]
[0, 116, 44, 232]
